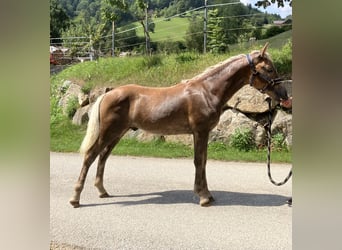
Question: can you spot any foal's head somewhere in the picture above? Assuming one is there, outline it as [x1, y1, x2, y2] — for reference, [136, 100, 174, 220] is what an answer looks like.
[247, 43, 290, 105]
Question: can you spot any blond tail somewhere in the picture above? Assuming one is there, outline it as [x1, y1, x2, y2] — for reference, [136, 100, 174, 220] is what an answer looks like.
[79, 94, 105, 154]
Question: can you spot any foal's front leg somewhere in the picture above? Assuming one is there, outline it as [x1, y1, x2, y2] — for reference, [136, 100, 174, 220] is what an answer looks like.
[193, 132, 214, 206]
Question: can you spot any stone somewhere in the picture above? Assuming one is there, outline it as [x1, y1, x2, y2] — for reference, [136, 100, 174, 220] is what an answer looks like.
[58, 83, 82, 115]
[271, 109, 292, 147]
[72, 104, 92, 125]
[227, 85, 269, 113]
[78, 92, 89, 107]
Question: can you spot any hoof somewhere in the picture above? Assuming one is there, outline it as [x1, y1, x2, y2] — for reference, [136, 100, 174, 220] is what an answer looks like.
[199, 196, 215, 207]
[99, 192, 110, 198]
[69, 199, 80, 208]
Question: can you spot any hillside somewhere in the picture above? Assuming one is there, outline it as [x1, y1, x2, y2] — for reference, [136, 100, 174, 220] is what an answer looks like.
[136, 17, 190, 42]
[52, 0, 290, 51]
[51, 38, 292, 91]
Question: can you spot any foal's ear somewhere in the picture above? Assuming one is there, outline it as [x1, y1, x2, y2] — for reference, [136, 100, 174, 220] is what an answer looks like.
[260, 42, 269, 57]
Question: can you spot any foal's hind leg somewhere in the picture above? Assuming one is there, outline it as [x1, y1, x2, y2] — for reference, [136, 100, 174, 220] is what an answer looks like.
[94, 138, 121, 198]
[69, 145, 101, 208]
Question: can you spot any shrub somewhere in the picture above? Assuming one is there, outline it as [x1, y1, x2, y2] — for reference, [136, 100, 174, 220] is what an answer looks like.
[66, 96, 79, 119]
[175, 52, 199, 63]
[271, 39, 292, 77]
[229, 128, 256, 151]
[271, 132, 287, 151]
[81, 82, 92, 94]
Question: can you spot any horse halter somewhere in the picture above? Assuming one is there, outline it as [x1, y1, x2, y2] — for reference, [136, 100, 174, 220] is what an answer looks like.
[246, 54, 283, 93]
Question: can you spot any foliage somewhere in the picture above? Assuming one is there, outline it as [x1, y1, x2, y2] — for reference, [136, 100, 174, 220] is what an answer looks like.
[142, 55, 163, 68]
[270, 39, 292, 78]
[229, 128, 256, 152]
[185, 14, 204, 53]
[50, 0, 70, 38]
[256, 0, 292, 8]
[207, 9, 229, 53]
[116, 23, 144, 53]
[271, 132, 286, 151]
[262, 24, 291, 39]
[175, 52, 199, 63]
[52, 0, 291, 55]
[80, 82, 92, 94]
[66, 96, 79, 119]
[156, 40, 186, 54]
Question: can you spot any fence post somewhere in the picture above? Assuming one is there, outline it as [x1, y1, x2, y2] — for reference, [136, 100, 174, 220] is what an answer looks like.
[145, 6, 150, 55]
[203, 0, 208, 54]
[112, 20, 115, 57]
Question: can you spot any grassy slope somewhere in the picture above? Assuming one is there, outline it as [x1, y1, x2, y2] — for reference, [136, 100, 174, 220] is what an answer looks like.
[134, 15, 292, 46]
[136, 17, 190, 42]
[51, 30, 291, 88]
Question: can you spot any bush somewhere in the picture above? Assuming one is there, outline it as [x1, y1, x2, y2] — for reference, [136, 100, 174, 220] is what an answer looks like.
[271, 132, 287, 151]
[81, 82, 92, 94]
[175, 52, 199, 63]
[66, 96, 79, 119]
[271, 39, 292, 78]
[229, 128, 256, 151]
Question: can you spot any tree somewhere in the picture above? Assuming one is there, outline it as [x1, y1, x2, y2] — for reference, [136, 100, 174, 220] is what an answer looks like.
[255, 0, 292, 8]
[50, 0, 70, 38]
[185, 15, 203, 52]
[207, 9, 228, 53]
[104, 0, 154, 54]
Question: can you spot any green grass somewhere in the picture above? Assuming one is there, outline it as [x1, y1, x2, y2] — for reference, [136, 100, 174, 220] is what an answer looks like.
[51, 35, 291, 90]
[229, 30, 292, 51]
[50, 119, 86, 152]
[136, 17, 190, 42]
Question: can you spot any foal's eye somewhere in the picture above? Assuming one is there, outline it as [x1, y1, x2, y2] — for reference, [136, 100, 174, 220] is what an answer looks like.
[263, 66, 273, 73]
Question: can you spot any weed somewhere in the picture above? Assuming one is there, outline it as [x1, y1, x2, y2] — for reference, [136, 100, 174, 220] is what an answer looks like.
[229, 128, 256, 152]
[66, 96, 79, 119]
[81, 82, 92, 94]
[272, 132, 287, 151]
[142, 55, 163, 68]
[175, 52, 198, 63]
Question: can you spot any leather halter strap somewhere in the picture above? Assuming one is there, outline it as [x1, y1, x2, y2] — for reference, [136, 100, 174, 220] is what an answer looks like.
[246, 54, 283, 93]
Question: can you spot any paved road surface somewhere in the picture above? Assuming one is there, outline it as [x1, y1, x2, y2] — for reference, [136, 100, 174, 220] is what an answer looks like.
[50, 152, 292, 249]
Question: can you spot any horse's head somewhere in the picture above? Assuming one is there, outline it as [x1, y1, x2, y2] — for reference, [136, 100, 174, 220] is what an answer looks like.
[247, 43, 291, 108]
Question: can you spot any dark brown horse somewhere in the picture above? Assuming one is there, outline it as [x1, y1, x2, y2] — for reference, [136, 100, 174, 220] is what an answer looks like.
[70, 43, 290, 208]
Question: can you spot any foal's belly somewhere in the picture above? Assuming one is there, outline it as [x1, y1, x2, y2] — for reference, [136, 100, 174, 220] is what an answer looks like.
[131, 111, 193, 135]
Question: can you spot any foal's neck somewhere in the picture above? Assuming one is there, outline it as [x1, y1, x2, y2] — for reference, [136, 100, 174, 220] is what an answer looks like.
[201, 55, 251, 107]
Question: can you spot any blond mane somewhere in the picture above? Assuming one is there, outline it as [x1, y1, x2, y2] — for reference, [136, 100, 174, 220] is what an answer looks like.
[190, 53, 255, 82]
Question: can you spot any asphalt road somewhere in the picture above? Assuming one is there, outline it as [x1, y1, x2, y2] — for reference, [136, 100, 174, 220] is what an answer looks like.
[50, 152, 292, 250]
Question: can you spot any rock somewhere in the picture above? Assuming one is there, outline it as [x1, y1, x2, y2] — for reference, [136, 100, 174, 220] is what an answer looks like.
[209, 109, 266, 146]
[271, 109, 292, 147]
[72, 104, 92, 125]
[227, 85, 270, 113]
[124, 129, 161, 141]
[89, 87, 112, 103]
[58, 83, 82, 115]
[78, 92, 89, 107]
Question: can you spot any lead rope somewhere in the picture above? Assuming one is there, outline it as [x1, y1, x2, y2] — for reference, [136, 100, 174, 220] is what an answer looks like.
[265, 98, 292, 206]
[265, 97, 292, 186]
